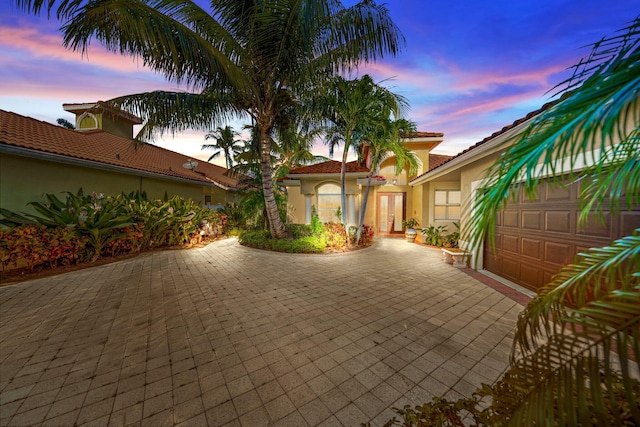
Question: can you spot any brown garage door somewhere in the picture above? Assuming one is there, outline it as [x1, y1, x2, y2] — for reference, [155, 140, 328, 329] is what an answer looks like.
[483, 179, 640, 292]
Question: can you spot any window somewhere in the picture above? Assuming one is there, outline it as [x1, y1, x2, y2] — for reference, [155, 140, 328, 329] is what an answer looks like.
[316, 183, 342, 223]
[434, 190, 461, 220]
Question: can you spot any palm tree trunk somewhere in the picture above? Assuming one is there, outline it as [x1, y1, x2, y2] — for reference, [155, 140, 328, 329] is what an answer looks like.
[340, 148, 349, 242]
[259, 127, 289, 239]
[355, 175, 373, 244]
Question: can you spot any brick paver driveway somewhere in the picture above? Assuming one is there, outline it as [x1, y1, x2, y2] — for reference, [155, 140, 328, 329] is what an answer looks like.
[0, 237, 527, 426]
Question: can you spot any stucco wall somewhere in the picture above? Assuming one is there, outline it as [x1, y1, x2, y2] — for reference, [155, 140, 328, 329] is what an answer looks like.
[0, 154, 218, 214]
[285, 179, 386, 229]
[286, 186, 306, 224]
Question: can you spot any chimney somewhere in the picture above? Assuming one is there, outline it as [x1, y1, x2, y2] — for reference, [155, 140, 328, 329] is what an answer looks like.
[62, 101, 142, 139]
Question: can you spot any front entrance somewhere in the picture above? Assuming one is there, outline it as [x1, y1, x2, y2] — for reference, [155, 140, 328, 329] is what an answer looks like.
[377, 192, 406, 234]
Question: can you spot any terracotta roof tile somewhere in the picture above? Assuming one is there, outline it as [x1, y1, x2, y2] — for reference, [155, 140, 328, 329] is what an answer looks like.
[0, 109, 242, 189]
[402, 131, 444, 138]
[288, 160, 369, 175]
[429, 154, 453, 171]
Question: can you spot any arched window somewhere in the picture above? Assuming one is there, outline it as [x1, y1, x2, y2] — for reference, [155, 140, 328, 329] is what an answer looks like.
[316, 183, 342, 223]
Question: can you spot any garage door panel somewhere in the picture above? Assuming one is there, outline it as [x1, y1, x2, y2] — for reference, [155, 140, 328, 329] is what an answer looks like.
[504, 210, 518, 227]
[544, 241, 574, 266]
[621, 212, 640, 235]
[577, 212, 611, 237]
[543, 271, 555, 285]
[545, 211, 571, 233]
[484, 251, 501, 271]
[501, 258, 520, 282]
[522, 211, 541, 230]
[546, 184, 571, 201]
[521, 238, 542, 259]
[520, 265, 541, 289]
[503, 235, 519, 254]
[522, 186, 541, 203]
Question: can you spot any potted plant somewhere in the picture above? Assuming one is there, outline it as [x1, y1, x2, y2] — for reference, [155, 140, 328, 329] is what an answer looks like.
[402, 218, 420, 242]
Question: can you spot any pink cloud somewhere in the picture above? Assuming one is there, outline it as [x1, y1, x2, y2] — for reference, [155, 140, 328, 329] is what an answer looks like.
[360, 59, 564, 96]
[0, 25, 154, 74]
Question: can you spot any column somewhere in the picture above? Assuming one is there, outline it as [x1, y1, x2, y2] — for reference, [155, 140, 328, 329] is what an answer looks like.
[305, 194, 312, 224]
[347, 194, 356, 227]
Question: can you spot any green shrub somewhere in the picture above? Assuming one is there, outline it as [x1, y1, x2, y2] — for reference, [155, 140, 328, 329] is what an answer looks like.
[0, 189, 227, 270]
[238, 230, 327, 253]
[322, 222, 347, 249]
[421, 225, 448, 246]
[238, 220, 363, 253]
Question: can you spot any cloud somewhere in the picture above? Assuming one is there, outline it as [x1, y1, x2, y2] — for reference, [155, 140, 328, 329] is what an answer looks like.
[0, 25, 151, 74]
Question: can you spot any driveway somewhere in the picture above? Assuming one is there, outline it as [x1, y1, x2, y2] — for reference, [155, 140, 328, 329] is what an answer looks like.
[0, 237, 528, 426]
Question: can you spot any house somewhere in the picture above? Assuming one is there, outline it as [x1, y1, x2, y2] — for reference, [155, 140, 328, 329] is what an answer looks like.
[0, 103, 244, 214]
[282, 132, 451, 233]
[409, 101, 640, 292]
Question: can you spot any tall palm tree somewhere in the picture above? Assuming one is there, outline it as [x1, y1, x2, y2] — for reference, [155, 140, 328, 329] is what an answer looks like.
[202, 125, 242, 168]
[273, 126, 328, 180]
[355, 118, 419, 243]
[319, 74, 408, 233]
[16, 0, 405, 239]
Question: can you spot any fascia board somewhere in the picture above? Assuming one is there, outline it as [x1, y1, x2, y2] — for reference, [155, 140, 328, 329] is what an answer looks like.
[288, 172, 369, 179]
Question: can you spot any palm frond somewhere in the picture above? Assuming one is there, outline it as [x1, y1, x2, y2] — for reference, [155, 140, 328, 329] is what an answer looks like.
[106, 91, 246, 142]
[468, 16, 640, 253]
[514, 230, 640, 354]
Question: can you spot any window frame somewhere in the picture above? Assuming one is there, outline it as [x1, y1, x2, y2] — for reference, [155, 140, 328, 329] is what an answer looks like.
[434, 189, 461, 221]
[316, 183, 342, 223]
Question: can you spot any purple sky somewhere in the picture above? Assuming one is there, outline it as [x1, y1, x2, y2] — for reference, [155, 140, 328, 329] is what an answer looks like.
[0, 1, 637, 166]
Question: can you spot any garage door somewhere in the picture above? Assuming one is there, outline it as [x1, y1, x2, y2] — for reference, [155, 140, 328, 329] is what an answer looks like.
[483, 179, 640, 292]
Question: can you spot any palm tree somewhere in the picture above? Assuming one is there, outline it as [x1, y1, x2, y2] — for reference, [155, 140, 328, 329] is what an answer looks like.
[273, 126, 328, 180]
[355, 118, 419, 244]
[202, 125, 242, 168]
[16, 0, 405, 239]
[465, 17, 640, 424]
[370, 17, 640, 427]
[319, 74, 408, 233]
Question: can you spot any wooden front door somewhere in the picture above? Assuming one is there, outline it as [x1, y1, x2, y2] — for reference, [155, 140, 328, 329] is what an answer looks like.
[377, 192, 406, 234]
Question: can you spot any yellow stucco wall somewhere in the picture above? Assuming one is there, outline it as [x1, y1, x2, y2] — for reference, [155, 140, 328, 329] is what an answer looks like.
[0, 153, 234, 214]
[285, 178, 387, 229]
[285, 186, 306, 224]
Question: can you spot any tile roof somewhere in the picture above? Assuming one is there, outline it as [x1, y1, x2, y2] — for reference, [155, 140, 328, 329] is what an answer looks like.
[287, 160, 369, 175]
[0, 109, 242, 190]
[412, 99, 559, 181]
[429, 154, 454, 171]
[402, 131, 445, 138]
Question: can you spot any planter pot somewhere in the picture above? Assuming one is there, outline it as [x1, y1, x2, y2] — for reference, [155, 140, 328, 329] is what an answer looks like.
[405, 228, 417, 242]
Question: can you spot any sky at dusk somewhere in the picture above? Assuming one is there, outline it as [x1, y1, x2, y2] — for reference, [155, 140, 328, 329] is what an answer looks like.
[0, 1, 637, 167]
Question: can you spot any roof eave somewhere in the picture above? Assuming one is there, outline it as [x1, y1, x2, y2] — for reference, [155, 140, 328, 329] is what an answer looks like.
[0, 144, 224, 188]
[287, 172, 370, 179]
[409, 117, 534, 186]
